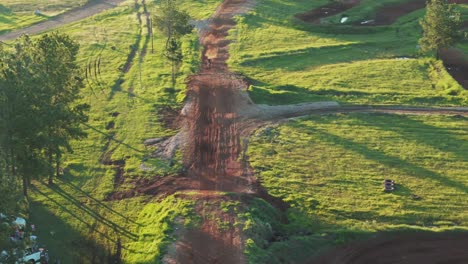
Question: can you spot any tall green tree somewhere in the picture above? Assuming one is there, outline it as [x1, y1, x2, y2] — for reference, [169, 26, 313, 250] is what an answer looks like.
[0, 33, 88, 195]
[419, 0, 461, 59]
[164, 37, 183, 87]
[33, 33, 89, 185]
[153, 0, 193, 86]
[0, 36, 46, 196]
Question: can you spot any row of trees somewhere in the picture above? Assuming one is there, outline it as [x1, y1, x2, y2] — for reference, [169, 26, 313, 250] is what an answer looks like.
[0, 33, 88, 197]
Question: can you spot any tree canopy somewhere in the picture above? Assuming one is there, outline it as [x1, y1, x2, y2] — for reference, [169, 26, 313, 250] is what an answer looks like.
[419, 0, 461, 58]
[0, 32, 88, 196]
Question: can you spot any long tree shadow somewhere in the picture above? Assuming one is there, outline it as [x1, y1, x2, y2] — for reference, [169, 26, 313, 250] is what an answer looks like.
[297, 123, 467, 194]
[239, 40, 414, 71]
[353, 114, 468, 162]
[45, 183, 138, 240]
[58, 176, 139, 225]
[29, 200, 112, 263]
[31, 185, 128, 244]
[82, 122, 144, 154]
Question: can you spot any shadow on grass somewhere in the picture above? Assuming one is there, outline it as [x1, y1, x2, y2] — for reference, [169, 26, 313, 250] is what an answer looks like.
[29, 201, 113, 263]
[45, 183, 137, 240]
[354, 114, 468, 162]
[58, 176, 139, 225]
[82, 122, 144, 154]
[297, 122, 467, 194]
[239, 41, 411, 71]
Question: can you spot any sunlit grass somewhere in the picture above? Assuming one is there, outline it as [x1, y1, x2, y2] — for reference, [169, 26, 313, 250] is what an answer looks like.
[247, 113, 468, 262]
[228, 0, 467, 106]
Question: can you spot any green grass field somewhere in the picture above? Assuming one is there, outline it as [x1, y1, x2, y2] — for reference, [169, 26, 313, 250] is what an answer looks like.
[0, 0, 89, 34]
[3, 0, 467, 263]
[246, 113, 468, 262]
[228, 0, 468, 106]
[23, 0, 222, 262]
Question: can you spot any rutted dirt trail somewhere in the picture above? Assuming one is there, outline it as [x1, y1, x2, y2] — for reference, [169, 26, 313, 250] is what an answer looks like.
[165, 0, 256, 263]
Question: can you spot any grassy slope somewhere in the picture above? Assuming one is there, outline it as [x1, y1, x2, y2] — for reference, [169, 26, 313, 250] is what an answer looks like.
[247, 113, 468, 263]
[228, 0, 467, 106]
[0, 0, 88, 34]
[26, 0, 222, 263]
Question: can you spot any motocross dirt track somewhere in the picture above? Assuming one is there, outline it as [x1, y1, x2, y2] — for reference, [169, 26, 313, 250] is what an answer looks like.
[6, 0, 466, 262]
[311, 232, 468, 264]
[296, 0, 468, 26]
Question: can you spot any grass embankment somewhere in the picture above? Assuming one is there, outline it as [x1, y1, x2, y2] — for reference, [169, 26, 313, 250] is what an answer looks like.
[22, 0, 222, 262]
[228, 0, 467, 106]
[246, 113, 468, 262]
[0, 0, 88, 34]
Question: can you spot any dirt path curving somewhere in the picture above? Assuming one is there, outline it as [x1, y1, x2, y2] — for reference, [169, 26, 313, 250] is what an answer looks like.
[0, 0, 126, 41]
[295, 0, 360, 24]
[311, 232, 468, 264]
[295, 0, 468, 26]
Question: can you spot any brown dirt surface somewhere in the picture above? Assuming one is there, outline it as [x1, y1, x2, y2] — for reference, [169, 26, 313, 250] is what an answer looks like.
[295, 0, 361, 24]
[311, 232, 468, 264]
[0, 0, 126, 41]
[440, 48, 468, 90]
[355, 0, 468, 26]
[164, 194, 247, 264]
[295, 0, 468, 26]
[184, 0, 255, 194]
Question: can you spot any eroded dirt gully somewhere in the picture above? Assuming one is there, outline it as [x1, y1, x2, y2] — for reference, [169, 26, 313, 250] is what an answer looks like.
[164, 0, 262, 263]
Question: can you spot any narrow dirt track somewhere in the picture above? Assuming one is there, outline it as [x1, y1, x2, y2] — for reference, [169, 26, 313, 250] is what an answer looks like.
[166, 0, 255, 263]
[311, 232, 468, 264]
[0, 0, 126, 42]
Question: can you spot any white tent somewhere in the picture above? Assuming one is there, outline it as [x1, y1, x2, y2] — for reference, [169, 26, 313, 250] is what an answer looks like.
[13, 217, 26, 227]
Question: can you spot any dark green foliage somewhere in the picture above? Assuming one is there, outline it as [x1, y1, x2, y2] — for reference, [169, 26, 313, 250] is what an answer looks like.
[0, 32, 88, 196]
[153, 0, 194, 86]
[153, 0, 193, 41]
[419, 0, 461, 58]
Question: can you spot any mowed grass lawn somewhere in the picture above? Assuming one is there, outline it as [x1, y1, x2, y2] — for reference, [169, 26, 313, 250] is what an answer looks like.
[247, 113, 468, 262]
[0, 0, 88, 34]
[228, 0, 468, 106]
[24, 0, 222, 262]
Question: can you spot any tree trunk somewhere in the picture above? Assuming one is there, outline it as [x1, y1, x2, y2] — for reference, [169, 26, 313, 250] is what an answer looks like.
[22, 176, 28, 197]
[48, 151, 54, 185]
[56, 152, 61, 178]
[171, 60, 176, 87]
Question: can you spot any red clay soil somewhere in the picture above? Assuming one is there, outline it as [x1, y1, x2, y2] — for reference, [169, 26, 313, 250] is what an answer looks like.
[311, 232, 468, 264]
[184, 0, 254, 194]
[295, 0, 361, 24]
[165, 0, 257, 263]
[440, 48, 468, 90]
[165, 194, 247, 264]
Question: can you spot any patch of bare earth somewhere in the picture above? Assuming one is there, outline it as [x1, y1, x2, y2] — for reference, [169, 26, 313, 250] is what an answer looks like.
[295, 0, 361, 24]
[355, 0, 468, 26]
[295, 0, 468, 26]
[311, 232, 468, 264]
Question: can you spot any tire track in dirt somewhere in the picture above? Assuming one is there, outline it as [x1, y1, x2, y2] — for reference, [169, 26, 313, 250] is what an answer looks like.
[0, 0, 126, 41]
